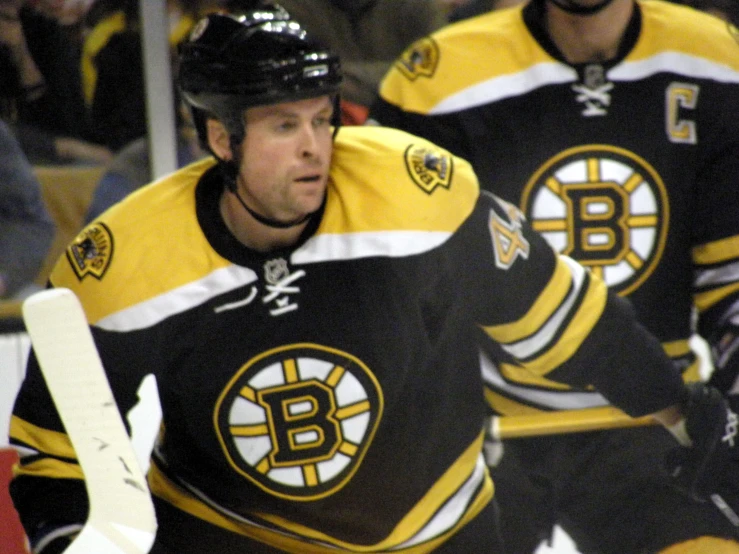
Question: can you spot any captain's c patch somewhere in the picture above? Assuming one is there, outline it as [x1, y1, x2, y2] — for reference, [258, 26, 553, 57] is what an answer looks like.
[66, 222, 114, 281]
[395, 37, 440, 81]
[405, 143, 453, 194]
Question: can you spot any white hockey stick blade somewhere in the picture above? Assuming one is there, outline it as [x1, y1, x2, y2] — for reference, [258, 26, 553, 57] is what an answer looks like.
[23, 288, 157, 554]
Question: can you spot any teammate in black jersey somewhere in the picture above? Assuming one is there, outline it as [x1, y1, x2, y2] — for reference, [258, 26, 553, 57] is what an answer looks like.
[9, 1, 739, 553]
[371, 0, 739, 552]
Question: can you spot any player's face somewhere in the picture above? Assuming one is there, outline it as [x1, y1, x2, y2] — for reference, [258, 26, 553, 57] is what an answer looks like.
[236, 96, 334, 223]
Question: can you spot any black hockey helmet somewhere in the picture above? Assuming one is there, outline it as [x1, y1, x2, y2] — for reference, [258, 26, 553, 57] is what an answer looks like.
[177, 1, 343, 147]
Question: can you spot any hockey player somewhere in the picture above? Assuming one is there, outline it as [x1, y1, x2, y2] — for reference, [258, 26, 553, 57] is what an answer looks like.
[370, 0, 739, 552]
[8, 2, 739, 553]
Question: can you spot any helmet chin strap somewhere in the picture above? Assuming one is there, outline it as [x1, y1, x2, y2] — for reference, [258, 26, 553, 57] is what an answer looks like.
[221, 160, 315, 230]
[547, 0, 615, 15]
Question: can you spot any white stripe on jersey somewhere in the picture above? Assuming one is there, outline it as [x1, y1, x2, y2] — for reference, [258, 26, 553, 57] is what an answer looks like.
[97, 264, 258, 332]
[694, 260, 739, 289]
[427, 52, 739, 117]
[428, 62, 577, 115]
[499, 256, 586, 360]
[293, 230, 452, 264]
[610, 52, 739, 84]
[480, 350, 610, 411]
[96, 230, 452, 332]
[393, 455, 487, 549]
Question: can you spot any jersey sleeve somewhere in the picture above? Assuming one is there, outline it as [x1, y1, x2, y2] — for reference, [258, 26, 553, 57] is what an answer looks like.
[691, 61, 739, 390]
[455, 191, 686, 416]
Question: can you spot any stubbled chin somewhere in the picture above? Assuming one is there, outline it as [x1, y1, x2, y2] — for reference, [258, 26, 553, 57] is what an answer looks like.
[295, 186, 326, 212]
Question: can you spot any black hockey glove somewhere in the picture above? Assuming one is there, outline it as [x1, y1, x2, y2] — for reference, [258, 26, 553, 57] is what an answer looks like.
[664, 383, 739, 531]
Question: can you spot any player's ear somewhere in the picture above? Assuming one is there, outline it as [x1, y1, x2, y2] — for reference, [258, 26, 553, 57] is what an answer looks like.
[207, 119, 233, 161]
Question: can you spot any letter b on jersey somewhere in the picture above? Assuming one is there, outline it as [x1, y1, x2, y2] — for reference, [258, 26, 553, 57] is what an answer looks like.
[260, 382, 341, 464]
[563, 185, 627, 263]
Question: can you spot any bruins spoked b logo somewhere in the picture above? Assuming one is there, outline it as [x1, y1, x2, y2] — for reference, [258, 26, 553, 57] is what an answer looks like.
[214, 344, 383, 501]
[521, 145, 669, 295]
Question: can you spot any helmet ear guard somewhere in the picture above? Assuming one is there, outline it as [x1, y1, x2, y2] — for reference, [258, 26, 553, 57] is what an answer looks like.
[177, 3, 343, 150]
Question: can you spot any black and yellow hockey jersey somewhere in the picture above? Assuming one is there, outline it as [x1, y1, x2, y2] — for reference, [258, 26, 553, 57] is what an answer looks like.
[371, 0, 739, 418]
[10, 126, 684, 552]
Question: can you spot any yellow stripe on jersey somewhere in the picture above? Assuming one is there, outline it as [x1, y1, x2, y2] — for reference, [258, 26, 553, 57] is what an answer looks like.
[481, 255, 573, 343]
[485, 388, 535, 417]
[499, 352, 701, 396]
[695, 282, 739, 313]
[662, 339, 691, 358]
[10, 416, 75, 459]
[81, 11, 126, 106]
[682, 356, 703, 383]
[692, 235, 739, 265]
[481, 254, 608, 378]
[12, 458, 83, 481]
[515, 274, 607, 376]
[692, 235, 739, 312]
[82, 12, 198, 106]
[498, 362, 573, 390]
[483, 341, 702, 415]
[149, 433, 491, 553]
[149, 467, 344, 554]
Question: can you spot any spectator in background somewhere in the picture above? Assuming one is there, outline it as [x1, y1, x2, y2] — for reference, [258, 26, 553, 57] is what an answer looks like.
[80, 0, 220, 152]
[84, 100, 207, 222]
[269, 0, 448, 124]
[0, 118, 54, 300]
[33, 0, 97, 26]
[0, 0, 111, 165]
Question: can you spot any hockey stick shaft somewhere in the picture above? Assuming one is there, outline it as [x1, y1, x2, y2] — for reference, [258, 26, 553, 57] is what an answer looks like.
[22, 288, 157, 554]
[489, 407, 656, 440]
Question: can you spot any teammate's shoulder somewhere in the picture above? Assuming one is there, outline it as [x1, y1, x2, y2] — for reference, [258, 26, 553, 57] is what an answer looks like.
[327, 126, 479, 233]
[637, 0, 739, 69]
[378, 5, 543, 113]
